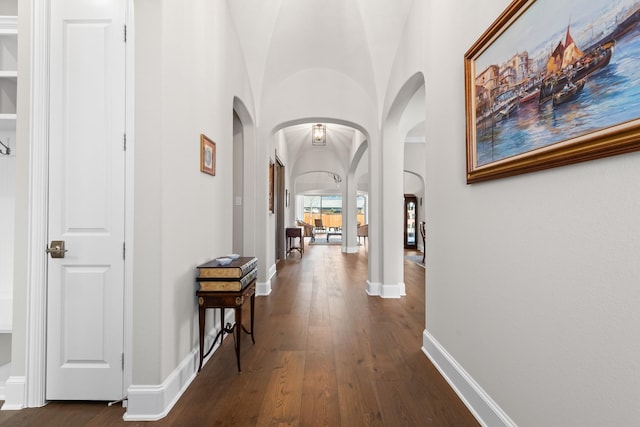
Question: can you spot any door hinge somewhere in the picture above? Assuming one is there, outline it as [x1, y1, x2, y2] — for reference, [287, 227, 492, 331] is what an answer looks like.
[123, 25, 127, 42]
[123, 133, 127, 151]
[122, 242, 126, 260]
[122, 353, 125, 371]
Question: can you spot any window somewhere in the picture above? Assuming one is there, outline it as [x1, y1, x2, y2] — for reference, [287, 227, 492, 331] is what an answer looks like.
[302, 194, 367, 228]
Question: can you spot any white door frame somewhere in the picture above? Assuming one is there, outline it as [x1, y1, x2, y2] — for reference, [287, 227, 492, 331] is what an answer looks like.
[22, 0, 134, 407]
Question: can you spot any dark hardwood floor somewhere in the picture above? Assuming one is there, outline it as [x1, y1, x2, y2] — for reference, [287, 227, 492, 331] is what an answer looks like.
[0, 242, 479, 426]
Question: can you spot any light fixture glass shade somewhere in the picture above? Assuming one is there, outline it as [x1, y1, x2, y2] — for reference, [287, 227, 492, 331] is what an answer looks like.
[312, 124, 326, 146]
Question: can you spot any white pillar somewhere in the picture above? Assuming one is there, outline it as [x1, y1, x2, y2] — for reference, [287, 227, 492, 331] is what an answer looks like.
[380, 125, 406, 298]
[342, 170, 358, 253]
[366, 131, 383, 295]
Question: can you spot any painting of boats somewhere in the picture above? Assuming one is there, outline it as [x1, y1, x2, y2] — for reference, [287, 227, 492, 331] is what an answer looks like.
[552, 78, 586, 106]
[539, 37, 613, 104]
[519, 87, 540, 103]
[465, 0, 640, 182]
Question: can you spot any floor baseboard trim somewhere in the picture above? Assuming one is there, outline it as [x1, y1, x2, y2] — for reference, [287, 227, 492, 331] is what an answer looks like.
[256, 280, 271, 296]
[366, 280, 381, 296]
[1, 376, 25, 410]
[256, 264, 276, 296]
[422, 330, 516, 427]
[366, 281, 406, 298]
[267, 263, 277, 281]
[124, 317, 234, 421]
[381, 282, 406, 298]
[124, 350, 197, 421]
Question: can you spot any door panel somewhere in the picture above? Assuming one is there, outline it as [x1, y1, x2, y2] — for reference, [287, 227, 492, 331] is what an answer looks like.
[46, 0, 125, 401]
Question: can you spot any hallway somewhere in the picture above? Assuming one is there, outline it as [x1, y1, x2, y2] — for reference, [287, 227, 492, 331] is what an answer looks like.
[0, 243, 478, 426]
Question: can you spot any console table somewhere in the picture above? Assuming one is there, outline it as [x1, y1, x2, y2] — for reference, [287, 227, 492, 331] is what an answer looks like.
[196, 280, 256, 373]
[286, 227, 304, 255]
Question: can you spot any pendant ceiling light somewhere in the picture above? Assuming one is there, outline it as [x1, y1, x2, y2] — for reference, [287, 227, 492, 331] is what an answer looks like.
[312, 124, 326, 146]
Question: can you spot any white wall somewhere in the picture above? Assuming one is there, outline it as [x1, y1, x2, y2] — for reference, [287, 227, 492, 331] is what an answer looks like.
[133, 0, 255, 384]
[383, 0, 640, 425]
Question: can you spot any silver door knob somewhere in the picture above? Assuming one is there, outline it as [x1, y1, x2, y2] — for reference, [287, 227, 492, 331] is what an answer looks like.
[46, 240, 68, 258]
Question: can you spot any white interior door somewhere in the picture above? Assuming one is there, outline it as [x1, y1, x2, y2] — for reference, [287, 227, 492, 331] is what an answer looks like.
[46, 0, 126, 401]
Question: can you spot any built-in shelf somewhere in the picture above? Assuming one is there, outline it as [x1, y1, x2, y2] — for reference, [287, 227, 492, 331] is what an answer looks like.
[0, 293, 11, 333]
[0, 16, 15, 334]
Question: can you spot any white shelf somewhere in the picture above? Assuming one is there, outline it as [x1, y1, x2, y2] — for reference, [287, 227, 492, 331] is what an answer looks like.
[0, 16, 17, 34]
[0, 14, 15, 334]
[0, 16, 16, 118]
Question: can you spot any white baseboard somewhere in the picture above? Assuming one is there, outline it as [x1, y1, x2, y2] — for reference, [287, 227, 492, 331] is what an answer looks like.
[342, 245, 358, 253]
[381, 282, 405, 298]
[124, 316, 234, 421]
[366, 280, 405, 298]
[267, 263, 277, 281]
[256, 280, 271, 296]
[1, 375, 25, 410]
[256, 263, 276, 296]
[422, 330, 516, 427]
[366, 280, 381, 296]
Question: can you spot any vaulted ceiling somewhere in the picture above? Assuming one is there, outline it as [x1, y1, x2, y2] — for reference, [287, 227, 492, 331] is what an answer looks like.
[227, 0, 414, 106]
[227, 0, 417, 192]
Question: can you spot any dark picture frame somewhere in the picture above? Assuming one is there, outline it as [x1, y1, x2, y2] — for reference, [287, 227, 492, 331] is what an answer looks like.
[268, 161, 274, 213]
[465, 0, 640, 183]
[200, 134, 216, 176]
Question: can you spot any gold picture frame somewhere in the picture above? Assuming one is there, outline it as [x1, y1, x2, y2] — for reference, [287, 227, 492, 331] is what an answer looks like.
[465, 0, 640, 183]
[200, 134, 216, 176]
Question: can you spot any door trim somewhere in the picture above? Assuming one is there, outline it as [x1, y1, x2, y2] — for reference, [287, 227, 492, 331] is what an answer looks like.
[123, 0, 135, 402]
[19, 0, 133, 407]
[24, 0, 51, 407]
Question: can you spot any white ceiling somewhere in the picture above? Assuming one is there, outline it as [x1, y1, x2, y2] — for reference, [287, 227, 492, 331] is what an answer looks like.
[227, 0, 415, 105]
[227, 0, 420, 192]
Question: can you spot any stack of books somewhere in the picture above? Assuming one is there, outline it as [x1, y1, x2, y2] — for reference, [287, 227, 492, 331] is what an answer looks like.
[196, 256, 257, 291]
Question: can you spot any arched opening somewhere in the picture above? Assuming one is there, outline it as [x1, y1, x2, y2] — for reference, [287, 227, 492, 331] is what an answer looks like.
[232, 110, 244, 255]
[233, 97, 257, 258]
[379, 72, 426, 298]
[273, 120, 370, 259]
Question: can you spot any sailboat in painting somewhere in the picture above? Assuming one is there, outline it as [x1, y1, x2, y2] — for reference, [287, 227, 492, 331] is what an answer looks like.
[539, 25, 615, 104]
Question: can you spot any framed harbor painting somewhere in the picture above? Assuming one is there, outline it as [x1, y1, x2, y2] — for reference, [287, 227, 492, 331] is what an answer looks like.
[465, 0, 640, 183]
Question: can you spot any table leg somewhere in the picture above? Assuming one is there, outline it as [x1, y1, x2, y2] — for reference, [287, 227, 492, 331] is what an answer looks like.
[198, 303, 205, 372]
[220, 307, 225, 340]
[235, 305, 242, 372]
[250, 293, 255, 344]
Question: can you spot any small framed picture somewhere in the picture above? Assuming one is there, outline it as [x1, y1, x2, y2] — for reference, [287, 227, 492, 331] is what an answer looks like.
[268, 161, 274, 213]
[200, 134, 216, 176]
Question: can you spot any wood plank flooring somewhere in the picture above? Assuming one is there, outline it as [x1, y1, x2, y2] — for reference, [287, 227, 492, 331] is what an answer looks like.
[0, 243, 479, 426]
